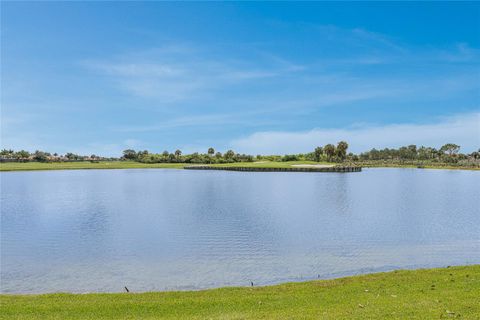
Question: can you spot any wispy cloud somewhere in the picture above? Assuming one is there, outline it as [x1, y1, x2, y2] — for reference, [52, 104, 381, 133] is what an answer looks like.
[312, 24, 408, 55]
[82, 44, 304, 103]
[81, 24, 478, 113]
[230, 112, 480, 154]
[111, 109, 283, 133]
[432, 43, 480, 63]
[113, 114, 238, 132]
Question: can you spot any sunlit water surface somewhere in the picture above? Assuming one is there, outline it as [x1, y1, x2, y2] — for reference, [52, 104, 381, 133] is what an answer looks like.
[1, 168, 479, 293]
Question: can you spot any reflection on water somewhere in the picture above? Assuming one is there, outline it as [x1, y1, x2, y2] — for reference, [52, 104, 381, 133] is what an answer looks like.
[1, 168, 479, 293]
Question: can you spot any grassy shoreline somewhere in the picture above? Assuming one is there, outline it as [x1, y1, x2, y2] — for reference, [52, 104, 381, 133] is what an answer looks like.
[1, 160, 478, 171]
[361, 163, 480, 171]
[0, 161, 186, 172]
[1, 265, 478, 319]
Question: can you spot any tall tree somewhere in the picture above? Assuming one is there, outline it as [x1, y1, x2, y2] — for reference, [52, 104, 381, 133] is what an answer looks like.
[208, 147, 215, 156]
[33, 150, 48, 162]
[13, 150, 30, 161]
[336, 141, 349, 161]
[406, 145, 417, 159]
[224, 150, 235, 160]
[314, 147, 323, 162]
[470, 149, 480, 160]
[122, 149, 137, 160]
[1, 149, 14, 158]
[440, 143, 460, 156]
[324, 144, 336, 161]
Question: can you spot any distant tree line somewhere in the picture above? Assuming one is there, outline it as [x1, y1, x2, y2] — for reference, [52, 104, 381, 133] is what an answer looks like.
[2, 142, 479, 166]
[122, 148, 254, 164]
[0, 149, 114, 163]
[357, 143, 479, 163]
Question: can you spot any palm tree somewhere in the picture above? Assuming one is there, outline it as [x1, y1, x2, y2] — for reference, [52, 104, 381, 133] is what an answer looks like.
[314, 147, 323, 162]
[336, 141, 349, 161]
[324, 144, 336, 161]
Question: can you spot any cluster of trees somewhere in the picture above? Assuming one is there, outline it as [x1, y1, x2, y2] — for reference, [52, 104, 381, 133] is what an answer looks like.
[0, 149, 31, 161]
[260, 141, 350, 163]
[122, 148, 254, 164]
[313, 141, 349, 162]
[3, 142, 478, 165]
[253, 142, 479, 165]
[119, 141, 350, 164]
[0, 149, 109, 162]
[357, 143, 479, 163]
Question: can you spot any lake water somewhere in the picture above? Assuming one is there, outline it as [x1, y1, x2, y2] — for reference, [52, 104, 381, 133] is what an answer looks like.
[1, 168, 479, 293]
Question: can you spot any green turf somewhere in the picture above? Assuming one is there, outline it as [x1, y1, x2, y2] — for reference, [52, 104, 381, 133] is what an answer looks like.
[208, 160, 333, 168]
[0, 161, 186, 171]
[1, 265, 478, 319]
[0, 161, 333, 172]
[360, 162, 480, 170]
[1, 160, 477, 172]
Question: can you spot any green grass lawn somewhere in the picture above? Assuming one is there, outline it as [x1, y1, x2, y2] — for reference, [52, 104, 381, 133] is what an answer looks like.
[0, 161, 334, 172]
[1, 160, 477, 172]
[0, 161, 186, 171]
[208, 160, 333, 168]
[1, 265, 478, 319]
[360, 162, 480, 171]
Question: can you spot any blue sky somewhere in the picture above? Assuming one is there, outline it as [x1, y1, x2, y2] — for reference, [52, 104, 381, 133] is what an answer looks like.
[1, 2, 479, 156]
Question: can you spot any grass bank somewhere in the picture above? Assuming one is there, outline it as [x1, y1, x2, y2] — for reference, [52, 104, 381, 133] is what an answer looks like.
[362, 163, 480, 171]
[1, 160, 478, 172]
[0, 161, 333, 172]
[357, 160, 480, 171]
[0, 161, 186, 171]
[1, 265, 478, 319]
[208, 160, 333, 168]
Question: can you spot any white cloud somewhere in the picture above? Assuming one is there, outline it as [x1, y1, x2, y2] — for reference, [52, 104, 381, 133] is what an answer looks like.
[82, 47, 303, 103]
[80, 28, 479, 112]
[230, 112, 480, 154]
[112, 114, 239, 132]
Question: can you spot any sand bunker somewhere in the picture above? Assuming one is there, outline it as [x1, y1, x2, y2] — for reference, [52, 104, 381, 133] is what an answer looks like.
[291, 164, 335, 168]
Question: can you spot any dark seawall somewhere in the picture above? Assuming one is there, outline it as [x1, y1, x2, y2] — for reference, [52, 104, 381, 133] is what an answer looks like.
[184, 166, 362, 173]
